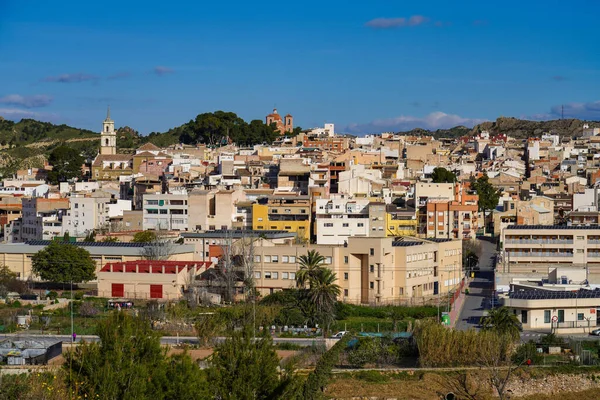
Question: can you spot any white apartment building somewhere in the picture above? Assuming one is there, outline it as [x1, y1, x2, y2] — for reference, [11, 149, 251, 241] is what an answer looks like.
[0, 183, 49, 197]
[315, 198, 370, 245]
[62, 193, 110, 237]
[21, 198, 69, 242]
[143, 194, 189, 231]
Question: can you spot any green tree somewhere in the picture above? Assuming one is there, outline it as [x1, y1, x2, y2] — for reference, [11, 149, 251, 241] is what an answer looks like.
[83, 231, 96, 242]
[309, 268, 341, 333]
[0, 264, 26, 296]
[65, 312, 209, 400]
[47, 145, 84, 184]
[132, 230, 157, 243]
[470, 173, 501, 234]
[480, 306, 521, 340]
[31, 241, 96, 283]
[296, 250, 326, 289]
[208, 327, 285, 400]
[431, 167, 457, 183]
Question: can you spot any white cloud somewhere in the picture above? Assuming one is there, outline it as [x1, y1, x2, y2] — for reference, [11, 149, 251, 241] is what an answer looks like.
[345, 111, 487, 134]
[0, 108, 58, 122]
[550, 101, 600, 120]
[0, 94, 53, 108]
[365, 15, 429, 29]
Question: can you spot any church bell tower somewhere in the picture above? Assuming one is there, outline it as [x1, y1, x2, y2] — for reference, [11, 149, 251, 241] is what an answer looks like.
[100, 106, 116, 155]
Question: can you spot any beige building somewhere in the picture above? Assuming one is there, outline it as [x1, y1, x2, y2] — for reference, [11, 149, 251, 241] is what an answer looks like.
[0, 241, 195, 280]
[183, 232, 463, 304]
[188, 189, 246, 231]
[493, 197, 554, 236]
[500, 225, 600, 281]
[505, 289, 600, 333]
[97, 260, 210, 300]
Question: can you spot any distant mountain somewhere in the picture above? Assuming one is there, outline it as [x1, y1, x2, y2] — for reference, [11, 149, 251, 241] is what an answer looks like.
[397, 117, 600, 139]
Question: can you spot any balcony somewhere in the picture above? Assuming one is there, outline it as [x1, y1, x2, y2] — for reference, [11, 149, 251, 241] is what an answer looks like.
[588, 253, 600, 258]
[507, 252, 572, 258]
[505, 239, 573, 245]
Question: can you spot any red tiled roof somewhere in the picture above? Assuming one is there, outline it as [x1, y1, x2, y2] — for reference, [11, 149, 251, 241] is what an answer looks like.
[100, 260, 212, 274]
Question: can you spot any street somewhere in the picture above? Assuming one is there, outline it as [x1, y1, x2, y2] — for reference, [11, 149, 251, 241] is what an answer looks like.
[455, 237, 496, 332]
[0, 333, 325, 347]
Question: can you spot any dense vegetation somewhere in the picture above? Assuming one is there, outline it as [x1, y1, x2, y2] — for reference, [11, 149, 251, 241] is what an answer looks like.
[398, 117, 600, 139]
[146, 111, 301, 147]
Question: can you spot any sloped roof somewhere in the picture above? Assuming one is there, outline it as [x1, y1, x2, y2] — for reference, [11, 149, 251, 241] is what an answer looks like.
[136, 143, 161, 151]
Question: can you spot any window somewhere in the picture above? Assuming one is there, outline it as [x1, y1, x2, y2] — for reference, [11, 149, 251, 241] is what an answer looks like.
[578, 313, 585, 321]
[357, 223, 364, 227]
[272, 272, 278, 279]
[344, 272, 348, 280]
[289, 272, 296, 280]
[265, 272, 272, 279]
[289, 256, 296, 263]
[370, 265, 374, 273]
[282, 255, 289, 263]
[324, 256, 332, 264]
[369, 282, 374, 289]
[390, 226, 395, 230]
[558, 309, 565, 323]
[438, 212, 443, 216]
[75, 203, 79, 209]
[577, 236, 584, 240]
[272, 255, 279, 263]
[370, 248, 374, 256]
[264, 255, 271, 263]
[577, 249, 584, 253]
[160, 209, 168, 214]
[254, 255, 261, 263]
[254, 272, 261, 279]
[282, 272, 289, 279]
[324, 223, 333, 227]
[344, 256, 348, 264]
[344, 289, 348, 296]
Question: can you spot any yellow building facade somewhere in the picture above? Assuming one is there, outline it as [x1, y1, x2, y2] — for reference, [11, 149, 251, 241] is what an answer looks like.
[252, 195, 311, 241]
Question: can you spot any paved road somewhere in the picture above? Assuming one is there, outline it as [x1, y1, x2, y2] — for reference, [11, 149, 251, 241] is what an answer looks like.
[0, 333, 324, 347]
[455, 237, 496, 332]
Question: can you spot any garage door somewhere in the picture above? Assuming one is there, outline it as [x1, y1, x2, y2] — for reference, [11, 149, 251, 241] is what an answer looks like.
[112, 283, 124, 297]
[150, 284, 163, 299]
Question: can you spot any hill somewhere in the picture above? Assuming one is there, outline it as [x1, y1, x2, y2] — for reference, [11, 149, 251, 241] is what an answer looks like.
[397, 117, 600, 139]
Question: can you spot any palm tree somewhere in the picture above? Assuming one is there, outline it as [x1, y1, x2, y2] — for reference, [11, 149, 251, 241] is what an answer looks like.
[481, 306, 521, 339]
[295, 250, 325, 289]
[309, 268, 341, 334]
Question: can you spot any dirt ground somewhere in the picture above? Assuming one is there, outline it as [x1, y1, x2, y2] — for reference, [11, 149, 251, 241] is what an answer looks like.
[325, 370, 600, 400]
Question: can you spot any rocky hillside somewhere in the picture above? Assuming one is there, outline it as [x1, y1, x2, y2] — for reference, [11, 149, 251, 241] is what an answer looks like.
[398, 117, 600, 139]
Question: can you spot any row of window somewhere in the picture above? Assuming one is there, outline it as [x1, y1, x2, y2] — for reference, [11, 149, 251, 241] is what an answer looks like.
[146, 209, 188, 215]
[255, 271, 297, 280]
[254, 255, 332, 264]
[322, 222, 365, 228]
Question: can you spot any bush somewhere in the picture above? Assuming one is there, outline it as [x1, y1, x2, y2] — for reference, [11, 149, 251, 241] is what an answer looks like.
[47, 291, 58, 300]
[335, 303, 437, 320]
[513, 341, 543, 365]
[353, 370, 389, 383]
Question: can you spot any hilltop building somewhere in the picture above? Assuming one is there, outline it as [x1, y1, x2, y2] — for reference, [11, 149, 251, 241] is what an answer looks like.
[265, 108, 293, 134]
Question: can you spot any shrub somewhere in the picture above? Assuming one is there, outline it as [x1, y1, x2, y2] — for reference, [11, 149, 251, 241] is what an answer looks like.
[512, 341, 543, 365]
[353, 370, 389, 383]
[47, 291, 58, 300]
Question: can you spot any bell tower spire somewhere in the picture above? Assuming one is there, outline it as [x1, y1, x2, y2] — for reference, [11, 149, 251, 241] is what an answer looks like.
[100, 108, 116, 155]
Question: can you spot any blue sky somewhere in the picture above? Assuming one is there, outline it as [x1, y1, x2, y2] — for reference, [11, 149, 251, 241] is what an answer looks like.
[1, 0, 599, 135]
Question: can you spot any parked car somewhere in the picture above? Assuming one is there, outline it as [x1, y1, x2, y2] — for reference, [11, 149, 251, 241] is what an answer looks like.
[590, 328, 600, 336]
[331, 331, 349, 339]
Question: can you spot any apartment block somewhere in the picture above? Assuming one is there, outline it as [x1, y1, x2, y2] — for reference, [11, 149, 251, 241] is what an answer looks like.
[252, 195, 311, 241]
[188, 189, 246, 231]
[385, 205, 417, 237]
[21, 198, 69, 242]
[500, 225, 600, 280]
[62, 193, 112, 237]
[315, 198, 370, 245]
[142, 194, 189, 231]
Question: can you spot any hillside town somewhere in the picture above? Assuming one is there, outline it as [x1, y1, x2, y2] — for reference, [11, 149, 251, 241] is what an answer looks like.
[1, 108, 600, 337]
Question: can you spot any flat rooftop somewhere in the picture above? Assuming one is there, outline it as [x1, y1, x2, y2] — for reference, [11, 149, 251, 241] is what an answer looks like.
[509, 288, 600, 300]
[182, 230, 296, 239]
[506, 225, 600, 230]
